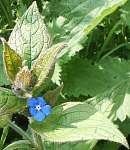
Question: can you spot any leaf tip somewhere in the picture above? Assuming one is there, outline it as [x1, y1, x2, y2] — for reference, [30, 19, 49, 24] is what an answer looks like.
[0, 37, 6, 46]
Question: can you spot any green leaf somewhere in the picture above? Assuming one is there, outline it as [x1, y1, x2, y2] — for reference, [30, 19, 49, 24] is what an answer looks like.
[0, 87, 13, 95]
[2, 39, 22, 82]
[62, 57, 130, 97]
[8, 1, 51, 68]
[44, 140, 97, 150]
[32, 43, 66, 94]
[88, 79, 130, 121]
[3, 140, 32, 150]
[62, 58, 130, 121]
[0, 87, 26, 127]
[0, 43, 9, 86]
[0, 115, 10, 128]
[52, 63, 62, 86]
[44, 84, 63, 106]
[12, 66, 32, 98]
[30, 102, 129, 148]
[117, 118, 130, 136]
[71, 140, 97, 150]
[45, 0, 127, 61]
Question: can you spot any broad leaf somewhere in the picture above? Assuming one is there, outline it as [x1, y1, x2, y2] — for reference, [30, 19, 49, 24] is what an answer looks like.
[2, 39, 22, 82]
[44, 0, 127, 61]
[8, 1, 51, 68]
[62, 57, 130, 121]
[0, 43, 9, 86]
[30, 102, 129, 148]
[32, 43, 66, 94]
[88, 79, 130, 121]
[62, 57, 130, 97]
[0, 87, 26, 127]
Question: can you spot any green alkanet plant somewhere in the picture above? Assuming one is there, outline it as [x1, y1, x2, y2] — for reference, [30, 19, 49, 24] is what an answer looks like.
[0, 0, 130, 150]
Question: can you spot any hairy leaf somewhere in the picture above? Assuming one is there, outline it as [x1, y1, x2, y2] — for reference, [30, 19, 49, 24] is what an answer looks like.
[88, 79, 130, 121]
[43, 140, 97, 150]
[12, 66, 32, 98]
[30, 102, 128, 148]
[8, 1, 51, 68]
[32, 42, 66, 94]
[44, 0, 127, 61]
[2, 39, 22, 82]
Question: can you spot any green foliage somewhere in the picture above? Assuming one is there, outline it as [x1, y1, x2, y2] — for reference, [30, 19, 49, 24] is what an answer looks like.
[8, 1, 51, 68]
[1, 0, 130, 150]
[44, 84, 63, 106]
[0, 87, 26, 127]
[88, 79, 130, 121]
[52, 63, 62, 86]
[44, 0, 127, 62]
[122, 0, 130, 29]
[32, 42, 66, 94]
[62, 57, 130, 97]
[2, 39, 22, 82]
[30, 102, 128, 148]
[12, 66, 32, 98]
[94, 142, 120, 150]
[0, 0, 14, 35]
[0, 126, 9, 150]
[3, 140, 32, 150]
[43, 140, 97, 150]
[0, 43, 9, 86]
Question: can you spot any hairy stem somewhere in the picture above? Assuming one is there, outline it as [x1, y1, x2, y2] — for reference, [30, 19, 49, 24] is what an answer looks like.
[8, 121, 35, 147]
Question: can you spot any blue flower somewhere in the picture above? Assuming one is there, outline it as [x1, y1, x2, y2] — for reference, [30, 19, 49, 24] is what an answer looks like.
[27, 97, 51, 121]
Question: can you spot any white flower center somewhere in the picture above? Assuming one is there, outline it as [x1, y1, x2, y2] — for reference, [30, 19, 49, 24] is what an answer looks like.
[36, 105, 41, 111]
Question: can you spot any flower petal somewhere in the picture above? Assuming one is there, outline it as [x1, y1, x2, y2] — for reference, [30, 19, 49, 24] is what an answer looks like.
[42, 105, 51, 116]
[27, 98, 38, 107]
[29, 107, 36, 116]
[34, 111, 45, 121]
[37, 97, 46, 106]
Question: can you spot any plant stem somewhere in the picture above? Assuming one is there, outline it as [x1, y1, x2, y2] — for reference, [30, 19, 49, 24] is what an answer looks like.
[100, 42, 130, 61]
[33, 131, 45, 150]
[96, 20, 122, 61]
[0, 126, 9, 150]
[8, 121, 35, 147]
